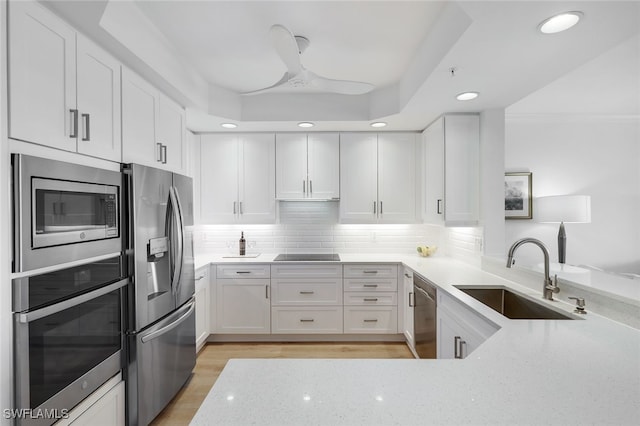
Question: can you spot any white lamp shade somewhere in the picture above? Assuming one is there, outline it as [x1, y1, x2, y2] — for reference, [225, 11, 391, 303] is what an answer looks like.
[536, 195, 591, 223]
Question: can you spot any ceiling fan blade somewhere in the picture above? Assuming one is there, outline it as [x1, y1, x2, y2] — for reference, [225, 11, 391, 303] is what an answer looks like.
[310, 73, 374, 95]
[240, 72, 290, 96]
[270, 24, 303, 76]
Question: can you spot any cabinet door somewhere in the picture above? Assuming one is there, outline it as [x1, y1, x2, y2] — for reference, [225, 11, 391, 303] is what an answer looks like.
[157, 93, 185, 172]
[276, 133, 308, 199]
[239, 134, 276, 223]
[339, 133, 378, 223]
[436, 306, 459, 359]
[195, 266, 210, 352]
[200, 135, 239, 223]
[378, 133, 416, 223]
[307, 133, 340, 199]
[76, 35, 121, 161]
[216, 279, 270, 334]
[121, 68, 158, 166]
[8, 0, 77, 151]
[423, 118, 445, 224]
[403, 268, 415, 350]
[443, 115, 480, 224]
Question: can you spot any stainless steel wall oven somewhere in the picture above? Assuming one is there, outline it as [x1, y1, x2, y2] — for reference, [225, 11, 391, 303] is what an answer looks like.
[12, 154, 123, 272]
[12, 256, 127, 426]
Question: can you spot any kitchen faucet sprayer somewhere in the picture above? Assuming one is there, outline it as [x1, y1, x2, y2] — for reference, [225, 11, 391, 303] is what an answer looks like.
[506, 238, 559, 301]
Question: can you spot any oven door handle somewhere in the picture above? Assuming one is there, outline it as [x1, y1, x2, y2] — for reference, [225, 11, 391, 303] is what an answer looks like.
[18, 278, 128, 323]
[168, 186, 184, 296]
[141, 298, 195, 344]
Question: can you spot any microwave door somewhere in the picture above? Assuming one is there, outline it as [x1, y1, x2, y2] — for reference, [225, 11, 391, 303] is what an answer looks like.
[130, 164, 174, 331]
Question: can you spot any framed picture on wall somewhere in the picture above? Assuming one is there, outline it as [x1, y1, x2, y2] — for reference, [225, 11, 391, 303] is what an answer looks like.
[505, 172, 532, 219]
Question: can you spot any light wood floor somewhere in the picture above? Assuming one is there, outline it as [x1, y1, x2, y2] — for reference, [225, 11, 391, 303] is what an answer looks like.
[151, 342, 414, 425]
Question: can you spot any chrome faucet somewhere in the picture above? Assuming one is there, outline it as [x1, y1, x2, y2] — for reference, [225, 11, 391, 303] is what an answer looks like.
[506, 238, 559, 301]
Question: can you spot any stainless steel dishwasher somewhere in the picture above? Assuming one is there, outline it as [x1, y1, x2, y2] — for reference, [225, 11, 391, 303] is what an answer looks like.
[413, 274, 437, 358]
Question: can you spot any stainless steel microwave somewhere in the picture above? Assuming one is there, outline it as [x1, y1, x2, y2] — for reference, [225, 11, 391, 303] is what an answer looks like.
[12, 154, 123, 272]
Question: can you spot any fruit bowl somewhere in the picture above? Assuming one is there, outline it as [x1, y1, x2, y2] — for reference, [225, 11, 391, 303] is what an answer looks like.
[417, 245, 437, 257]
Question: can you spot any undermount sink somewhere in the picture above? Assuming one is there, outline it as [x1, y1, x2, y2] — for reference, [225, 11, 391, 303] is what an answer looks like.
[454, 286, 574, 320]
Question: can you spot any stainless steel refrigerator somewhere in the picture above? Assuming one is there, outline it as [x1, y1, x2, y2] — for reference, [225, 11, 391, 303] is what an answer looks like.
[123, 163, 196, 426]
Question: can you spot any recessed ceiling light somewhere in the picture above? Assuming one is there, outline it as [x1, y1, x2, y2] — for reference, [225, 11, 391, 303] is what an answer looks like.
[456, 92, 479, 101]
[370, 122, 387, 128]
[539, 11, 583, 34]
[297, 122, 314, 128]
[221, 123, 237, 129]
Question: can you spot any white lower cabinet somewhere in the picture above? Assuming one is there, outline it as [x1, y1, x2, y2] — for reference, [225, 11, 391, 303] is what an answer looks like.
[402, 267, 415, 351]
[195, 265, 210, 351]
[270, 265, 343, 334]
[57, 375, 124, 426]
[343, 264, 399, 334]
[216, 265, 271, 334]
[437, 291, 499, 359]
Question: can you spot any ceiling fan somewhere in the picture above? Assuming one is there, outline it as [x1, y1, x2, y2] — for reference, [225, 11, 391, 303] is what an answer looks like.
[242, 24, 374, 96]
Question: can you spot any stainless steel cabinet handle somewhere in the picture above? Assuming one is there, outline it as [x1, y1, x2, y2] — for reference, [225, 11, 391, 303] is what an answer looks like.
[157, 143, 163, 162]
[373, 201, 376, 214]
[404, 273, 412, 278]
[363, 298, 378, 302]
[303, 180, 306, 194]
[309, 180, 313, 194]
[460, 340, 467, 359]
[363, 284, 378, 288]
[380, 201, 383, 214]
[236, 271, 251, 274]
[161, 144, 168, 164]
[69, 109, 78, 138]
[233, 201, 237, 214]
[81, 113, 90, 141]
[408, 292, 414, 307]
[299, 291, 315, 295]
[437, 199, 443, 215]
[363, 270, 378, 274]
[300, 319, 314, 322]
[363, 319, 378, 323]
[239, 201, 243, 215]
[454, 336, 461, 359]
[195, 275, 205, 281]
[265, 285, 269, 299]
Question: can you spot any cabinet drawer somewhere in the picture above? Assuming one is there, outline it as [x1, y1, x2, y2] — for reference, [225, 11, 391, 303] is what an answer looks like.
[271, 307, 343, 334]
[271, 279, 343, 306]
[344, 292, 397, 306]
[271, 264, 342, 278]
[344, 306, 398, 334]
[343, 278, 398, 292]
[216, 264, 270, 278]
[343, 264, 398, 278]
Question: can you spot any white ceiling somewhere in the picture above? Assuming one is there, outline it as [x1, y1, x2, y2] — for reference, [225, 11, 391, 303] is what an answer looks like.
[43, 1, 640, 132]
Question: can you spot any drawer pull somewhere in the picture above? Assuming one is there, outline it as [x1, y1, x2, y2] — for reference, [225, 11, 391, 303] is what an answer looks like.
[299, 291, 315, 295]
[363, 270, 378, 274]
[299, 319, 315, 323]
[363, 298, 378, 302]
[363, 284, 378, 288]
[404, 273, 411, 278]
[363, 319, 378, 323]
[195, 275, 205, 281]
[236, 271, 251, 274]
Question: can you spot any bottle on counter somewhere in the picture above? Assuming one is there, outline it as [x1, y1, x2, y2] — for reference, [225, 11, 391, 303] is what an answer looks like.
[239, 232, 246, 256]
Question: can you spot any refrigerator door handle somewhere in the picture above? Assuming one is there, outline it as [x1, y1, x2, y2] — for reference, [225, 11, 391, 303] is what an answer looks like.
[168, 186, 184, 296]
[140, 298, 195, 344]
[172, 185, 187, 297]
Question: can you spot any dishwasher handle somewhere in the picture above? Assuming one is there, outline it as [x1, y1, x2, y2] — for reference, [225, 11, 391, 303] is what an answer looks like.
[414, 285, 435, 303]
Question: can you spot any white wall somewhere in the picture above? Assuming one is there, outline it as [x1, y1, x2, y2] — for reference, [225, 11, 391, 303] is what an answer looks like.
[504, 115, 640, 273]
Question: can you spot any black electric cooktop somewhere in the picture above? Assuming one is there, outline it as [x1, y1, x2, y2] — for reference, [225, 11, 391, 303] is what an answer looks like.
[273, 253, 340, 262]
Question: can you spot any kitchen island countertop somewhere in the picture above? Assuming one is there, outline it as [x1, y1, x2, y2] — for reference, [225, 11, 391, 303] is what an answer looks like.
[191, 255, 640, 425]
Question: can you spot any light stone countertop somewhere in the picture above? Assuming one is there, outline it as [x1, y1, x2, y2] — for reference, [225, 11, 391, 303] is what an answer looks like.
[191, 254, 640, 426]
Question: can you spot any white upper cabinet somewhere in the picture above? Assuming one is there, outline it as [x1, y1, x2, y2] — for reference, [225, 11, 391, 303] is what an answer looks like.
[423, 115, 480, 226]
[200, 134, 275, 224]
[121, 67, 185, 173]
[276, 133, 340, 200]
[340, 133, 416, 223]
[8, 1, 121, 161]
